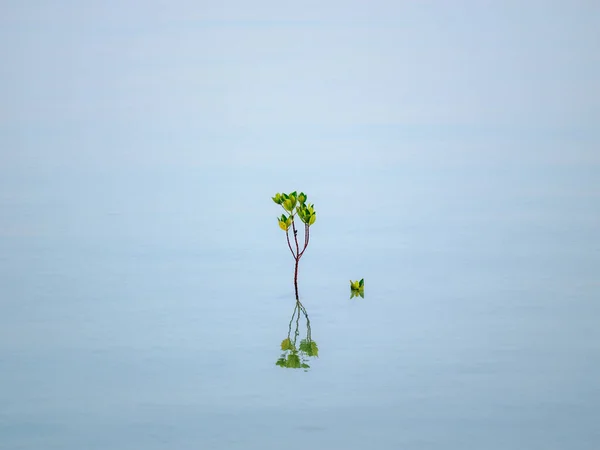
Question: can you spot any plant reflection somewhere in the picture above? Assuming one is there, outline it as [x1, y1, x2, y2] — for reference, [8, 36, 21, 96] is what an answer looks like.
[276, 300, 318, 370]
[350, 289, 365, 299]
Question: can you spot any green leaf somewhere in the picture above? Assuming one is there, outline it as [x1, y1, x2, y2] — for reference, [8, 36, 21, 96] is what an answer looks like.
[298, 206, 309, 223]
[310, 341, 319, 357]
[299, 339, 310, 354]
[289, 194, 297, 209]
[301, 363, 310, 369]
[281, 338, 293, 351]
[309, 213, 316, 225]
[301, 339, 319, 357]
[276, 357, 286, 367]
[359, 279, 364, 287]
[287, 353, 301, 368]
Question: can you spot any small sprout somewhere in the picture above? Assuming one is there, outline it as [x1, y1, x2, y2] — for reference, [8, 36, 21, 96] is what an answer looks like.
[350, 279, 364, 299]
[350, 278, 364, 291]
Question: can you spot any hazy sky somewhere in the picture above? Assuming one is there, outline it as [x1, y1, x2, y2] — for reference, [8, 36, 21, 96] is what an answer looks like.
[1, 1, 598, 172]
[0, 1, 598, 253]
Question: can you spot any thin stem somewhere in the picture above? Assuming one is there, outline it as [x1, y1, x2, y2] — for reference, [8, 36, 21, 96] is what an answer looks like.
[292, 220, 300, 257]
[282, 207, 310, 301]
[285, 229, 296, 258]
[292, 219, 301, 300]
[294, 257, 299, 300]
[298, 223, 310, 258]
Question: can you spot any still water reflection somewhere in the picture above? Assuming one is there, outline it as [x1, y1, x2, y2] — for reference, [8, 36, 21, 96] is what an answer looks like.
[1, 161, 598, 450]
[276, 300, 318, 370]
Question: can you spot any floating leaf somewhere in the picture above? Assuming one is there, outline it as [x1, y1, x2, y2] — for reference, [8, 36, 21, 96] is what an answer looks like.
[350, 279, 364, 291]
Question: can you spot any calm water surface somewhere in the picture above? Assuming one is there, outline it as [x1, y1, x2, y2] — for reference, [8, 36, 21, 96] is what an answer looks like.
[1, 162, 598, 449]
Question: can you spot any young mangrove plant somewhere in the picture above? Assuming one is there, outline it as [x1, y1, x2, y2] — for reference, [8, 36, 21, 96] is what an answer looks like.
[272, 191, 316, 300]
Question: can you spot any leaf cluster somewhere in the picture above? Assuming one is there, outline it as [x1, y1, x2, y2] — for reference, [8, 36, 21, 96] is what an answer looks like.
[350, 278, 365, 299]
[273, 191, 316, 230]
[275, 354, 309, 369]
[276, 337, 319, 370]
[350, 279, 364, 291]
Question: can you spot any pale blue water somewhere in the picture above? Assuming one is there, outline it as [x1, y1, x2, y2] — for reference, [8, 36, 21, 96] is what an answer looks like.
[1, 160, 599, 449]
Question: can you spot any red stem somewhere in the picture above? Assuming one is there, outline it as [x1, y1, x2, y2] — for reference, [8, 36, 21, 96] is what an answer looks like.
[285, 229, 296, 258]
[292, 220, 302, 300]
[294, 256, 299, 300]
[298, 223, 310, 258]
[287, 218, 311, 301]
[292, 220, 300, 257]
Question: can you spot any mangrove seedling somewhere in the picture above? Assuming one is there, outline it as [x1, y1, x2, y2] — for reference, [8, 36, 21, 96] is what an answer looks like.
[272, 191, 316, 300]
[350, 278, 365, 299]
